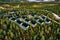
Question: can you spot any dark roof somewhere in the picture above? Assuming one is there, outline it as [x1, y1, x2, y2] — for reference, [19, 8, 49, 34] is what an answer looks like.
[31, 14, 35, 16]
[8, 15, 12, 18]
[38, 19, 44, 23]
[22, 23, 29, 27]
[25, 18, 30, 22]
[11, 18, 16, 21]
[41, 15, 45, 19]
[46, 18, 50, 22]
[16, 20, 22, 24]
[22, 16, 26, 19]
[31, 20, 36, 24]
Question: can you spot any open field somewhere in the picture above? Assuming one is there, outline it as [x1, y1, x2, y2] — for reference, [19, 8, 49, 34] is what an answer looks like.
[0, 2, 60, 40]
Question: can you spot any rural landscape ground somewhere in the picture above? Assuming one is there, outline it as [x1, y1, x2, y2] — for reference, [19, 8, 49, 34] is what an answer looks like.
[0, 2, 60, 40]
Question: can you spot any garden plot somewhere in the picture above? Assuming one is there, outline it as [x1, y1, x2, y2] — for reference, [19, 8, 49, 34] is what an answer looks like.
[5, 10, 52, 30]
[16, 19, 30, 30]
[19, 17, 37, 27]
[9, 18, 30, 30]
[34, 15, 51, 25]
[8, 16, 30, 30]
[30, 20, 37, 27]
[41, 15, 51, 24]
[5, 9, 60, 30]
